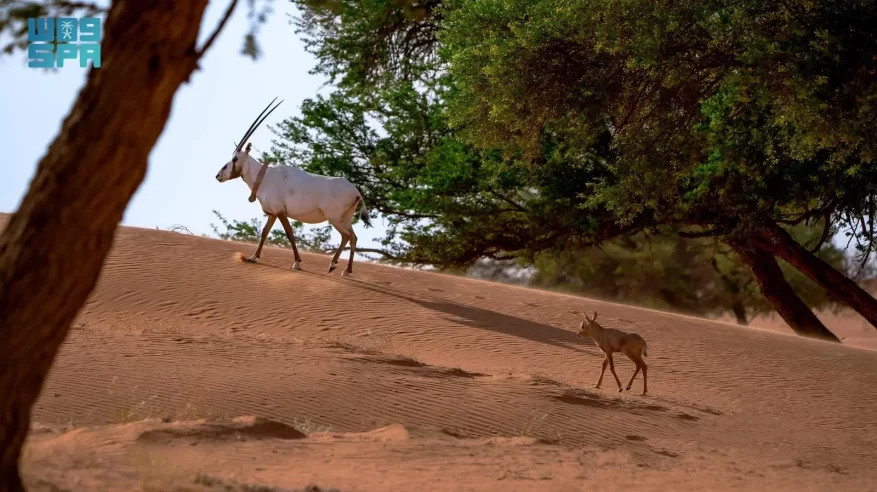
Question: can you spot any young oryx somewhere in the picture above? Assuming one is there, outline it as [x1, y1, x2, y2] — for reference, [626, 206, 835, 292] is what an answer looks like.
[215, 98, 373, 276]
[576, 311, 649, 395]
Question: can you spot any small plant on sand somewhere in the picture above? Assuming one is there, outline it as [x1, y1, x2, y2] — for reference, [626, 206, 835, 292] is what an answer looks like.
[106, 378, 162, 423]
[518, 409, 553, 438]
[292, 417, 333, 435]
[321, 329, 395, 355]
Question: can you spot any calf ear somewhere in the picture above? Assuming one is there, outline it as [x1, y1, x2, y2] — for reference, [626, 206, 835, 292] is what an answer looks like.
[592, 311, 598, 321]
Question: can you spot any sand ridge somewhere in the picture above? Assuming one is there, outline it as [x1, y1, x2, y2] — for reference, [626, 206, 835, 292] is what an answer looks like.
[2, 215, 875, 490]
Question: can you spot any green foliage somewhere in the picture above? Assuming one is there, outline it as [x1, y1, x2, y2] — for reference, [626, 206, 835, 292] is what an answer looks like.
[292, 0, 443, 90]
[268, 0, 874, 322]
[210, 210, 334, 252]
[286, 0, 877, 273]
[441, 0, 877, 248]
[268, 80, 631, 266]
[275, 1, 638, 266]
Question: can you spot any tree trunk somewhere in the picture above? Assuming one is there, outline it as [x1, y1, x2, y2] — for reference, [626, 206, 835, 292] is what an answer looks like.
[0, 1, 210, 489]
[731, 299, 748, 326]
[711, 258, 748, 325]
[755, 224, 877, 331]
[730, 243, 840, 342]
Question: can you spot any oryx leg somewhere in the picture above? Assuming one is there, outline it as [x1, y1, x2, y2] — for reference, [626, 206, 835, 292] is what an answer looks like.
[248, 215, 277, 262]
[327, 220, 349, 274]
[277, 216, 303, 270]
[342, 221, 357, 276]
[339, 199, 361, 276]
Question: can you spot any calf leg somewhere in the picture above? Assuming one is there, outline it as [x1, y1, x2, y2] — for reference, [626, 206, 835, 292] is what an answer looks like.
[607, 354, 623, 392]
[641, 362, 648, 396]
[595, 357, 608, 388]
[277, 216, 303, 270]
[247, 215, 277, 262]
[625, 357, 642, 392]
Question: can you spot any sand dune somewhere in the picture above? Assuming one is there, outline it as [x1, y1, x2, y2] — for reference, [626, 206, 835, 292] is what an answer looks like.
[4, 215, 876, 490]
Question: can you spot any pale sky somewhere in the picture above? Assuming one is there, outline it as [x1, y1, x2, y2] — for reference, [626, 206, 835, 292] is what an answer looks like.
[0, 1, 385, 250]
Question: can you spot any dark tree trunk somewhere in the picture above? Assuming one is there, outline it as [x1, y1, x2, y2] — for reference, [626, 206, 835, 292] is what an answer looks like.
[711, 258, 748, 325]
[730, 243, 840, 342]
[731, 299, 748, 326]
[754, 224, 877, 331]
[0, 1, 210, 489]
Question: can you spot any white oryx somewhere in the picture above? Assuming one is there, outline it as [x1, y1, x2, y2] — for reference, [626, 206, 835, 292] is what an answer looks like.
[215, 98, 373, 276]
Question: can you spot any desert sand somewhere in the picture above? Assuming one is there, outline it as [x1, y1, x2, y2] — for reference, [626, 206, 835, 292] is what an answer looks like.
[5, 214, 877, 491]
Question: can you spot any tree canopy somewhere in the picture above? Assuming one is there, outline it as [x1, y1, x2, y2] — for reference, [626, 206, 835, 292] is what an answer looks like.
[441, 0, 877, 251]
[252, 0, 877, 338]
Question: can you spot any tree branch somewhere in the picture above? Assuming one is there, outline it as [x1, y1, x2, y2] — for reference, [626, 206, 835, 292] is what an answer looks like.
[809, 210, 833, 254]
[678, 228, 723, 239]
[195, 0, 239, 60]
[332, 247, 399, 260]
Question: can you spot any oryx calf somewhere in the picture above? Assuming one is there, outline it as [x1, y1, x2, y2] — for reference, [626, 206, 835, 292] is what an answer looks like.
[575, 311, 649, 395]
[215, 99, 372, 276]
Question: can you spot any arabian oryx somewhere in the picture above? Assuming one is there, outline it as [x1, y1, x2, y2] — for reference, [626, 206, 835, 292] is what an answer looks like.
[576, 311, 649, 395]
[215, 98, 373, 276]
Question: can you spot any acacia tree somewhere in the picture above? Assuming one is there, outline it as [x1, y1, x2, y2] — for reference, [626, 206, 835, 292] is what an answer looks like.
[440, 0, 877, 341]
[276, 0, 868, 340]
[0, 0, 272, 488]
[260, 0, 861, 341]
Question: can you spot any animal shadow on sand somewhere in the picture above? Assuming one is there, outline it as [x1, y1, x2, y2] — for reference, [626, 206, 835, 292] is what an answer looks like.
[340, 276, 599, 357]
[341, 352, 489, 379]
[243, 261, 598, 356]
[551, 387, 669, 414]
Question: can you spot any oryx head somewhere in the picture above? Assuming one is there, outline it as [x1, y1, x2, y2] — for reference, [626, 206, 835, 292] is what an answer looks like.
[215, 97, 283, 183]
[576, 311, 599, 339]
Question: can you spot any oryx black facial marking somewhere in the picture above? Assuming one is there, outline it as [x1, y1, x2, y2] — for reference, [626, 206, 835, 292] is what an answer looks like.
[229, 156, 242, 179]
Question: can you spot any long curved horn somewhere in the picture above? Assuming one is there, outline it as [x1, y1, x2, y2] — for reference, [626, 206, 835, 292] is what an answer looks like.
[231, 98, 283, 202]
[234, 97, 283, 155]
[234, 98, 273, 154]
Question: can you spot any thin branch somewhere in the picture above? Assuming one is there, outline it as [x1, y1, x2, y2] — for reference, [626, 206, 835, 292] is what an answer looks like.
[168, 224, 194, 235]
[809, 210, 833, 253]
[678, 228, 723, 239]
[195, 0, 239, 59]
[340, 247, 398, 260]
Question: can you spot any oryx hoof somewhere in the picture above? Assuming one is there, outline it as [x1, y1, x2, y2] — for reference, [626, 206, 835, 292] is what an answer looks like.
[341, 270, 352, 277]
[594, 384, 601, 389]
[328, 265, 337, 273]
[292, 261, 301, 271]
[617, 387, 624, 393]
[625, 385, 632, 391]
[246, 255, 259, 263]
[640, 391, 648, 396]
